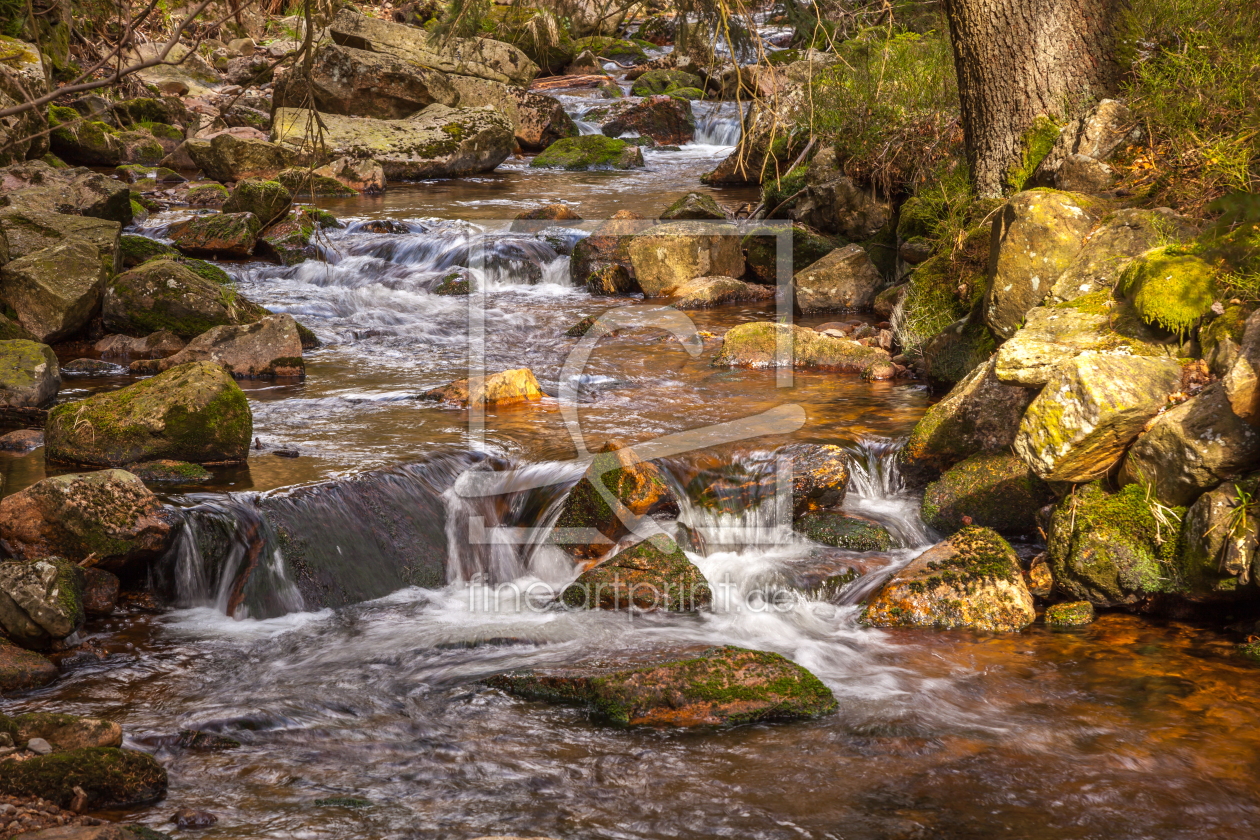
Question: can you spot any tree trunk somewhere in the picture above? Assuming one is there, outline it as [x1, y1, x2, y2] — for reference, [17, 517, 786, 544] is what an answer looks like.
[942, 0, 1125, 197]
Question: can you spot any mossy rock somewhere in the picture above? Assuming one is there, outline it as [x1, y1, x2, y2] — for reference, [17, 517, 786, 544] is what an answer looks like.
[277, 168, 358, 198]
[572, 36, 649, 65]
[1201, 303, 1253, 367]
[713, 321, 889, 372]
[1119, 246, 1218, 336]
[1004, 115, 1060, 193]
[0, 638, 57, 694]
[565, 315, 597, 337]
[306, 207, 344, 230]
[174, 256, 233, 286]
[168, 211, 262, 259]
[530, 136, 644, 171]
[0, 746, 167, 810]
[120, 234, 179, 268]
[131, 459, 212, 483]
[486, 644, 837, 726]
[899, 224, 992, 358]
[103, 259, 266, 339]
[1046, 482, 1184, 607]
[561, 533, 710, 611]
[631, 68, 702, 97]
[259, 210, 317, 267]
[12, 711, 121, 751]
[45, 361, 252, 467]
[920, 315, 998, 386]
[1045, 600, 1095, 626]
[185, 183, 229, 206]
[222, 179, 293, 226]
[921, 453, 1052, 536]
[587, 264, 636, 295]
[434, 272, 469, 296]
[864, 527, 1035, 632]
[795, 510, 892, 551]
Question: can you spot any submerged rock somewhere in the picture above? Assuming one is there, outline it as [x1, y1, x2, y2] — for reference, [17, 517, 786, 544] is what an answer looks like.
[864, 527, 1035, 632]
[0, 470, 173, 572]
[419, 368, 543, 407]
[712, 322, 889, 372]
[487, 645, 837, 726]
[45, 361, 252, 467]
[0, 746, 167, 810]
[130, 314, 304, 378]
[0, 340, 60, 408]
[561, 534, 711, 611]
[0, 558, 84, 647]
[553, 439, 677, 558]
[921, 453, 1051, 536]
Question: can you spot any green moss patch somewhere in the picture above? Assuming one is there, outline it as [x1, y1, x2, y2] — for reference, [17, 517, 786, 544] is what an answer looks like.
[1119, 247, 1218, 336]
[1045, 600, 1095, 626]
[795, 510, 892, 551]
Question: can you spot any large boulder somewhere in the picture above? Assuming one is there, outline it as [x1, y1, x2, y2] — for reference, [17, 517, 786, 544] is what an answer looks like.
[221, 179, 292, 227]
[1014, 352, 1183, 483]
[0, 161, 131, 225]
[599, 95, 696, 146]
[982, 190, 1098, 338]
[0, 340, 59, 408]
[446, 75, 577, 151]
[570, 210, 641, 282]
[0, 470, 174, 571]
[561, 534, 711, 611]
[1046, 482, 1182, 607]
[530, 135, 644, 171]
[1032, 99, 1136, 188]
[272, 105, 514, 180]
[487, 645, 836, 726]
[627, 221, 745, 296]
[1047, 208, 1197, 303]
[0, 558, 84, 647]
[670, 275, 773, 308]
[792, 244, 882, 313]
[712, 322, 889, 372]
[921, 453, 1052, 536]
[743, 222, 839, 285]
[167, 212, 261, 259]
[631, 68, 703, 97]
[274, 41, 460, 119]
[45, 361, 252, 467]
[132, 313, 304, 378]
[0, 207, 121, 276]
[103, 259, 268, 339]
[0, 37, 49, 166]
[864, 527, 1035, 631]
[184, 133, 297, 181]
[553, 439, 677, 559]
[0, 239, 108, 342]
[1179, 478, 1260, 594]
[0, 746, 167, 810]
[793, 170, 891, 241]
[328, 9, 540, 86]
[660, 192, 725, 221]
[1119, 383, 1260, 506]
[897, 359, 1038, 486]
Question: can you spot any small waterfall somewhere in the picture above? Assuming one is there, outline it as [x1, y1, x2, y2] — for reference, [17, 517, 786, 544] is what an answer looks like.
[843, 437, 937, 549]
[692, 101, 745, 147]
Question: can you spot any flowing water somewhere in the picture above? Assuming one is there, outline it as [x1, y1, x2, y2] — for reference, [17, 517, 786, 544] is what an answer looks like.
[5, 60, 1260, 840]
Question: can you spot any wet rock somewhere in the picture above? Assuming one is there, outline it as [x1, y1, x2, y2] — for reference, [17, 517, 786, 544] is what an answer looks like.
[659, 192, 725, 221]
[131, 313, 304, 379]
[0, 470, 174, 571]
[897, 359, 1038, 486]
[0, 558, 84, 647]
[586, 264, 637, 295]
[599, 95, 695, 146]
[553, 439, 677, 558]
[1045, 600, 1095, 626]
[670, 276, 773, 308]
[529, 135, 644, 171]
[794, 510, 892, 551]
[419, 368, 543, 407]
[0, 638, 57, 694]
[170, 808, 218, 828]
[167, 212, 261, 259]
[778, 442, 851, 515]
[512, 204, 582, 235]
[561, 534, 711, 611]
[793, 244, 882, 313]
[632, 68, 703, 97]
[0, 747, 167, 810]
[103, 259, 268, 339]
[221, 179, 292, 227]
[865, 527, 1035, 631]
[0, 429, 43, 452]
[328, 9, 539, 86]
[272, 105, 515, 180]
[274, 41, 458, 119]
[487, 644, 836, 726]
[0, 240, 107, 343]
[993, 301, 1169, 387]
[564, 48, 608, 75]
[921, 453, 1051, 536]
[1033, 100, 1135, 187]
[182, 181, 229, 207]
[82, 567, 120, 616]
[1046, 482, 1181, 607]
[1014, 353, 1182, 483]
[174, 730, 240, 751]
[257, 210, 319, 267]
[45, 361, 252, 467]
[64, 357, 123, 374]
[0, 161, 132, 225]
[96, 330, 186, 359]
[712, 322, 889, 372]
[184, 133, 296, 182]
[1026, 553, 1054, 597]
[565, 316, 597, 337]
[628, 221, 744, 296]
[118, 236, 178, 271]
[131, 460, 213, 485]
[0, 208, 121, 276]
[13, 712, 121, 751]
[1119, 383, 1260, 506]
[0, 341, 60, 408]
[982, 190, 1098, 339]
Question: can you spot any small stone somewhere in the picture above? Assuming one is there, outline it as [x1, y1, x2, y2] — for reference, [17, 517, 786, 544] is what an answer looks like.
[26, 737, 53, 755]
[171, 808, 218, 828]
[0, 429, 44, 452]
[1045, 600, 1095, 626]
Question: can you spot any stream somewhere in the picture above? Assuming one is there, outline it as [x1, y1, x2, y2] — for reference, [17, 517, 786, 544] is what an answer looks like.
[3, 59, 1260, 840]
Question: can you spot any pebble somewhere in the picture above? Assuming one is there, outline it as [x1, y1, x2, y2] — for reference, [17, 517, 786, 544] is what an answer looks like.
[25, 738, 52, 755]
[171, 808, 218, 828]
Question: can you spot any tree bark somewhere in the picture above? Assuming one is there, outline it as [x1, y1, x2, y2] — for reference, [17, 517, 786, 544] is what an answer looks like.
[942, 0, 1126, 197]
